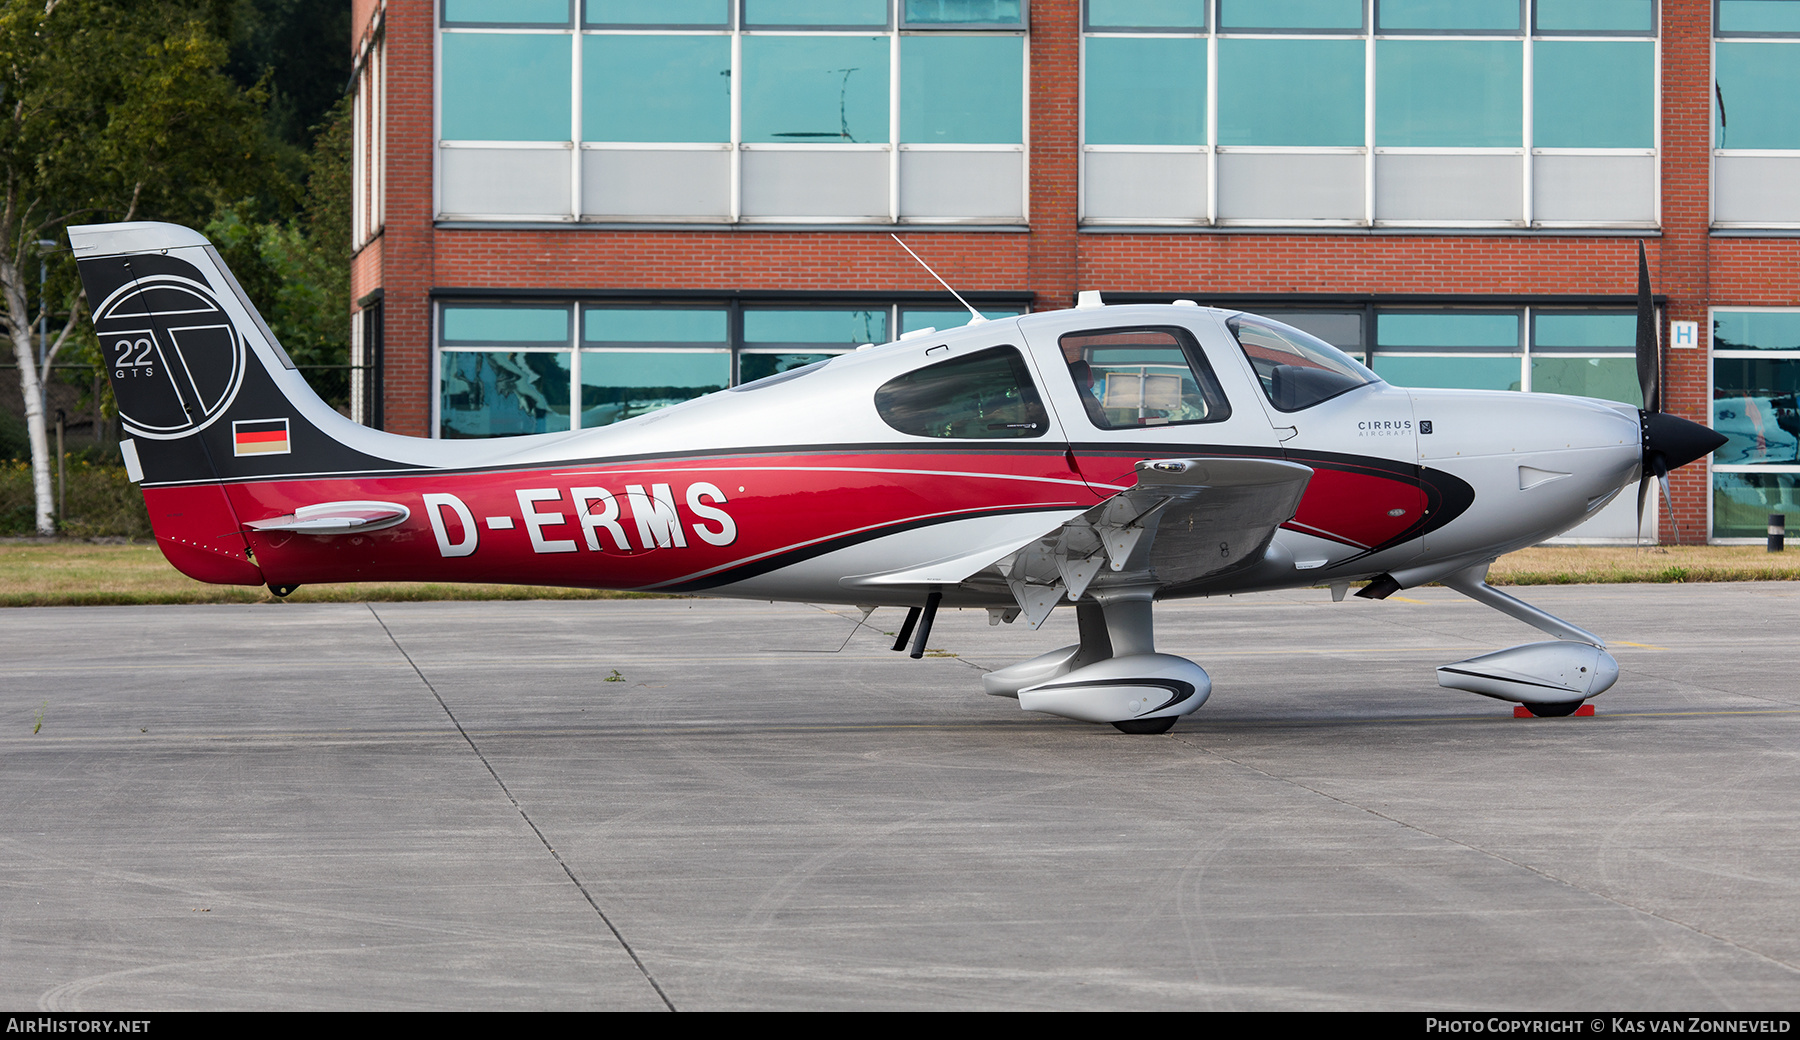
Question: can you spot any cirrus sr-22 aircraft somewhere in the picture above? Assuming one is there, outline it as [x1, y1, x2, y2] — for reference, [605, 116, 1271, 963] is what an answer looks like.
[70, 221, 1725, 733]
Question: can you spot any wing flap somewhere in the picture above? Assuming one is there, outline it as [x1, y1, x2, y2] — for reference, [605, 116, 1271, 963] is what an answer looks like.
[837, 457, 1313, 627]
[984, 458, 1313, 627]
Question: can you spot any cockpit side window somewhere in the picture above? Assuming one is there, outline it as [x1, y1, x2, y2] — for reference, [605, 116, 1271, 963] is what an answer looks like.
[1058, 326, 1232, 429]
[1229, 314, 1380, 412]
[874, 345, 1049, 439]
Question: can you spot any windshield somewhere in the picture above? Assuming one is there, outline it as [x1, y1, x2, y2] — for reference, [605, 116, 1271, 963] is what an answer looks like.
[1228, 314, 1380, 411]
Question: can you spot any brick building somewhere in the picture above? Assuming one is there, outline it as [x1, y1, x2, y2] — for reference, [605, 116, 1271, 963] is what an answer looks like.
[346, 0, 1800, 543]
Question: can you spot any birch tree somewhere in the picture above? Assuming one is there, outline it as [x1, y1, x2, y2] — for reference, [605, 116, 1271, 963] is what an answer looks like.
[0, 0, 263, 534]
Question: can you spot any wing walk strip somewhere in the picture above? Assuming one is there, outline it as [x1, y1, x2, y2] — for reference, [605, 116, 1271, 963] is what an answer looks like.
[364, 603, 677, 1012]
[643, 503, 1077, 591]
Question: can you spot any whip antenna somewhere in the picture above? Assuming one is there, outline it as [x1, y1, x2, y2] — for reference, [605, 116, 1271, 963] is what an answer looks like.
[891, 234, 985, 325]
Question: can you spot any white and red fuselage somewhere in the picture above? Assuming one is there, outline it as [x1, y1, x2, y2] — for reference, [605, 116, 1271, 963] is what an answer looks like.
[78, 230, 1639, 606]
[74, 221, 1685, 727]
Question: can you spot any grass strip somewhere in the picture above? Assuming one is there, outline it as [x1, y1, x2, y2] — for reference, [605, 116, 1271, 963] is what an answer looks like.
[2, 541, 1797, 608]
[1484, 545, 1800, 585]
[0, 541, 656, 607]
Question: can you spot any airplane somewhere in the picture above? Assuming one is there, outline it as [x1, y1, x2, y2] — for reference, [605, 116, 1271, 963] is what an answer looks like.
[69, 221, 1726, 733]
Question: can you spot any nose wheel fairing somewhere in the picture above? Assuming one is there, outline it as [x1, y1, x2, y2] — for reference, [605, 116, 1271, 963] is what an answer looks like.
[1430, 561, 1620, 713]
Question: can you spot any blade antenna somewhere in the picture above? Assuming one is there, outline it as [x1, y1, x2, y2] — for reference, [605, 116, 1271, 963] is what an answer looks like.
[891, 234, 985, 326]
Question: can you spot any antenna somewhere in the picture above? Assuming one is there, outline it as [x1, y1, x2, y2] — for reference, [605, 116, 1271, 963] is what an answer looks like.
[890, 234, 986, 326]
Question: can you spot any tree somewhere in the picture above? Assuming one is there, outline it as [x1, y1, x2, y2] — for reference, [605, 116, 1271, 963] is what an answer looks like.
[202, 93, 353, 409]
[0, 0, 266, 534]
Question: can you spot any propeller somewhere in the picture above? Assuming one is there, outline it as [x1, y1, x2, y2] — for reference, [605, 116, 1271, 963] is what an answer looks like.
[1633, 242, 1727, 544]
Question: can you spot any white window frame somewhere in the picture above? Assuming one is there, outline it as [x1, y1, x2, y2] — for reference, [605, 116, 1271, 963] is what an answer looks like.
[1708, 305, 1800, 542]
[434, 3, 1030, 225]
[353, 30, 386, 247]
[429, 300, 1027, 437]
[1079, 0, 1661, 229]
[1711, 35, 1800, 229]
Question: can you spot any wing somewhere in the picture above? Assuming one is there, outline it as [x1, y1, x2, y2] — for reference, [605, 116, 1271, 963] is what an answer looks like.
[842, 456, 1313, 626]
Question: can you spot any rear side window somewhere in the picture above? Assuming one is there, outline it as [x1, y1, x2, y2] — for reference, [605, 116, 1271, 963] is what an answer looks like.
[875, 346, 1049, 438]
[1058, 326, 1232, 429]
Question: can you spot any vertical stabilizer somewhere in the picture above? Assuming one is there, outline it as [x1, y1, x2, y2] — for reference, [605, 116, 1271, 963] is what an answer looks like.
[70, 221, 420, 584]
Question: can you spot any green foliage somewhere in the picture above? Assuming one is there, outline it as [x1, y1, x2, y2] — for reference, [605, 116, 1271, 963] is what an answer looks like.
[0, 2, 356, 534]
[224, 0, 354, 211]
[206, 213, 349, 406]
[0, 459, 151, 537]
[200, 89, 353, 407]
[0, 1, 272, 237]
[0, 0, 280, 533]
[0, 407, 26, 462]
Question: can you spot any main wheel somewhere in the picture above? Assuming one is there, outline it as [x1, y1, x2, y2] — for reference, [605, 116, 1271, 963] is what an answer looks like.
[1525, 700, 1584, 718]
[1112, 716, 1178, 734]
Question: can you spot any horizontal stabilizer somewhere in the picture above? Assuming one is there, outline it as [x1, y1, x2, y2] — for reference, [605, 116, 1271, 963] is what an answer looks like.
[242, 501, 411, 535]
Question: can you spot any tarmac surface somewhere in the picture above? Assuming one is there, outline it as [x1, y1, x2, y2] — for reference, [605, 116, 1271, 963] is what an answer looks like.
[3, 582, 1799, 1011]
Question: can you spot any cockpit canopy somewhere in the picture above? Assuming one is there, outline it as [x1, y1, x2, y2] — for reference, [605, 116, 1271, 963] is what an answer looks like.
[1228, 314, 1380, 412]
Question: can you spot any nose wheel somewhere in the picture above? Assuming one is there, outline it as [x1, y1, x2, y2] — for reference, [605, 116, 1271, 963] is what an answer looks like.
[1522, 700, 1584, 718]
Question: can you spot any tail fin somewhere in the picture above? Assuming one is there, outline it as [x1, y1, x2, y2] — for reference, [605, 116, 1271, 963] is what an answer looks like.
[71, 221, 418, 584]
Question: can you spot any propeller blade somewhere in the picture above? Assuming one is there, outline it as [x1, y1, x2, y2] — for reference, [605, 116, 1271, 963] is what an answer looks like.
[1636, 241, 1658, 414]
[1636, 468, 1651, 548]
[1637, 415, 1726, 545]
[1654, 454, 1679, 544]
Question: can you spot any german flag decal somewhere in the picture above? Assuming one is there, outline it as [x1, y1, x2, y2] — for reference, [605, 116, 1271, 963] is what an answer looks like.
[233, 418, 290, 457]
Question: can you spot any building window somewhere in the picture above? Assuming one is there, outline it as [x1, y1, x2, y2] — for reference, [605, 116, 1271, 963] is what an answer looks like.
[1081, 0, 1659, 228]
[1711, 308, 1800, 539]
[436, 1, 1028, 224]
[1201, 302, 1643, 400]
[582, 308, 733, 428]
[1375, 307, 1641, 396]
[741, 308, 889, 381]
[438, 306, 577, 438]
[433, 299, 1025, 437]
[352, 32, 385, 247]
[1713, 1, 1800, 228]
[1373, 311, 1528, 389]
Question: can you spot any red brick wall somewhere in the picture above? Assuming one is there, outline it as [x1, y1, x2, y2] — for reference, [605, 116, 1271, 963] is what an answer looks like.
[428, 230, 1030, 294]
[370, 0, 435, 439]
[352, 0, 380, 53]
[1028, 0, 1079, 311]
[1659, 0, 1715, 542]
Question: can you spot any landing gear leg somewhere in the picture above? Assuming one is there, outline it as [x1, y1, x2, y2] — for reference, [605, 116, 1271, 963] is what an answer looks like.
[984, 584, 1213, 731]
[1088, 588, 1181, 733]
[1434, 561, 1619, 712]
